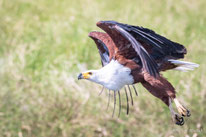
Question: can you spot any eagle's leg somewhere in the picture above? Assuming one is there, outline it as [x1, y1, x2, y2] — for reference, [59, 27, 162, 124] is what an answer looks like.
[169, 98, 184, 126]
[141, 74, 189, 125]
[173, 98, 191, 117]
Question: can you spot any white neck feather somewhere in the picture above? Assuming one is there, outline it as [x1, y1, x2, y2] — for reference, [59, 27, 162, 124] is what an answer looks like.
[89, 60, 134, 91]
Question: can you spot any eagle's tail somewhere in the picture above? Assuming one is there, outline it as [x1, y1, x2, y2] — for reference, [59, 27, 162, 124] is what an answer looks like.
[168, 59, 199, 72]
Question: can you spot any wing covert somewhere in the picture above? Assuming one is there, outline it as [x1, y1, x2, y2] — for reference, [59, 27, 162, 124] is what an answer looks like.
[89, 32, 115, 66]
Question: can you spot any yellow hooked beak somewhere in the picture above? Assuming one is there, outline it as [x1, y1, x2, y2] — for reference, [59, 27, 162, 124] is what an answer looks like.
[78, 72, 92, 80]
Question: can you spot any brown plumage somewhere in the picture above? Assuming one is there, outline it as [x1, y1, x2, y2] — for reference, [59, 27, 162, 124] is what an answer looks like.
[79, 21, 199, 126]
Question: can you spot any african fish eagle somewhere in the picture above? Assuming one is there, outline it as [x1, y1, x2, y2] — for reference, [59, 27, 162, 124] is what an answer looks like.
[78, 21, 199, 126]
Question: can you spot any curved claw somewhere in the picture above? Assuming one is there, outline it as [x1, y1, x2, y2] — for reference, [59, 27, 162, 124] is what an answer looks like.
[186, 109, 191, 117]
[169, 98, 185, 126]
[174, 99, 191, 117]
[174, 114, 184, 126]
[180, 106, 191, 117]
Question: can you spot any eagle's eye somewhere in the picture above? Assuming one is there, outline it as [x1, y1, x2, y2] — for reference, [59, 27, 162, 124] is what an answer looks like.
[88, 72, 92, 75]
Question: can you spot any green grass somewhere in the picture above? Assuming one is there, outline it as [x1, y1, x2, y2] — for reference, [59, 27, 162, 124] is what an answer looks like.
[0, 0, 206, 136]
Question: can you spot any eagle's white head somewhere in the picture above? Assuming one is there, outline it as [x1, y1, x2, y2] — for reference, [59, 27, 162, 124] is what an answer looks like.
[78, 60, 134, 91]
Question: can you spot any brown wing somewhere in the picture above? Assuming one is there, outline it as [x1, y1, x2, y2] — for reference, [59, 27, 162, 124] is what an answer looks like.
[88, 31, 116, 66]
[96, 21, 159, 77]
[103, 21, 187, 71]
[97, 20, 188, 73]
[101, 21, 187, 60]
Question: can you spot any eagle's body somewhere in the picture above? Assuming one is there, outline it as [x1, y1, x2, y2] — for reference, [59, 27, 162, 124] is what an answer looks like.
[78, 21, 199, 126]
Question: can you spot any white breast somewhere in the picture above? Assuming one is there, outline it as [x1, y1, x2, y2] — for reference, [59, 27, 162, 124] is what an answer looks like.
[90, 60, 134, 91]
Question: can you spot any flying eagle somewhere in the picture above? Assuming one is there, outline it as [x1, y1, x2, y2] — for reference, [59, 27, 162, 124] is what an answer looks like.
[78, 21, 199, 126]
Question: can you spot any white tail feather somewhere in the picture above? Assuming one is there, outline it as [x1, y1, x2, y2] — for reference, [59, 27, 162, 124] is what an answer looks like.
[168, 59, 199, 72]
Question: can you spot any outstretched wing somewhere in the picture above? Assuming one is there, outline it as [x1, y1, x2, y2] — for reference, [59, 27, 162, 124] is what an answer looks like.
[97, 21, 159, 77]
[88, 31, 115, 66]
[115, 26, 159, 77]
[115, 21, 187, 60]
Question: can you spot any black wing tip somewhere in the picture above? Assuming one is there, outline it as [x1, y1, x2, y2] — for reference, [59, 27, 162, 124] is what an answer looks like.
[120, 21, 187, 59]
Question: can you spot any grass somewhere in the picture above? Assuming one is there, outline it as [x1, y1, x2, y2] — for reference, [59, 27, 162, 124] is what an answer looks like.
[0, 0, 206, 136]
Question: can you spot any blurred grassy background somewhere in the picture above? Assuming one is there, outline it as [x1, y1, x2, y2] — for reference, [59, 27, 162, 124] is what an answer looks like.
[0, 0, 206, 136]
